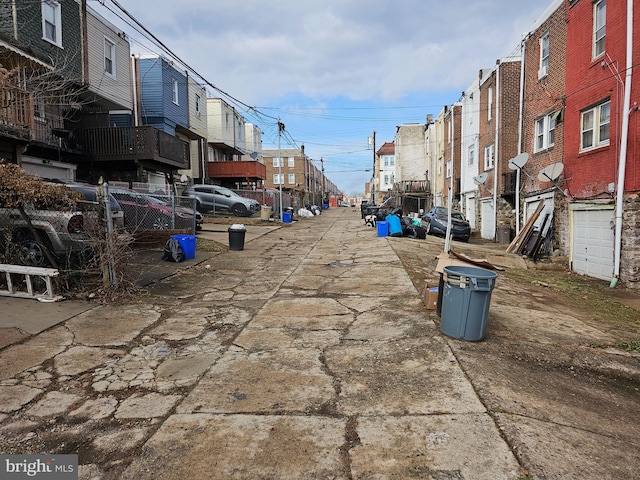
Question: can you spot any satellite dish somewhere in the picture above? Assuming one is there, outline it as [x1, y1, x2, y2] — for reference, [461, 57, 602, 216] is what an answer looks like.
[508, 153, 529, 170]
[180, 174, 188, 183]
[538, 162, 564, 182]
[473, 173, 488, 185]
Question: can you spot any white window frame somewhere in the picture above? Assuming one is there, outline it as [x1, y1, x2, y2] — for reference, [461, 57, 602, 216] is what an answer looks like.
[534, 112, 556, 152]
[288, 157, 295, 167]
[468, 145, 475, 166]
[288, 173, 296, 185]
[446, 160, 452, 178]
[539, 32, 549, 79]
[272, 157, 283, 167]
[42, 1, 62, 48]
[172, 78, 179, 105]
[484, 144, 494, 170]
[580, 100, 610, 151]
[195, 94, 201, 116]
[273, 173, 284, 185]
[593, 0, 606, 59]
[104, 37, 116, 78]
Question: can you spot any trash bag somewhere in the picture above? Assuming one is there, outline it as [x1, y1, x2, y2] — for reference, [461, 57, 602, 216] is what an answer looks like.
[403, 225, 427, 239]
[162, 238, 185, 262]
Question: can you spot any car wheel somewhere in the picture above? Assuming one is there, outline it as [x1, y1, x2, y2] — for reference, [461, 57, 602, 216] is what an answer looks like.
[17, 236, 52, 267]
[231, 203, 248, 217]
[152, 216, 171, 230]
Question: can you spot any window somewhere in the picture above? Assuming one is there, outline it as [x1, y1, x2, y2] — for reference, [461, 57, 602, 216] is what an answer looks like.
[488, 86, 493, 121]
[534, 112, 556, 152]
[383, 155, 395, 167]
[172, 79, 179, 105]
[195, 94, 201, 116]
[468, 146, 475, 166]
[593, 0, 606, 59]
[273, 173, 284, 185]
[581, 100, 610, 151]
[484, 144, 494, 169]
[104, 38, 115, 77]
[272, 157, 283, 167]
[446, 160, 452, 178]
[539, 33, 549, 79]
[288, 173, 296, 185]
[42, 1, 62, 47]
[384, 174, 390, 186]
[288, 157, 295, 167]
[447, 119, 452, 144]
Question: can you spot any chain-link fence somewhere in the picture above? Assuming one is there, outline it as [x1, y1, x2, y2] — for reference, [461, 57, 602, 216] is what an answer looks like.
[239, 188, 292, 219]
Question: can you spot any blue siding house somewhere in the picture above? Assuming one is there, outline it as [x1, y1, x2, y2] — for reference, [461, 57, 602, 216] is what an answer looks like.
[137, 56, 189, 135]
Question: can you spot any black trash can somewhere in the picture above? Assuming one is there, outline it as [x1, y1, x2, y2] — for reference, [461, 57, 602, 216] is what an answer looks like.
[228, 224, 246, 251]
[440, 265, 497, 341]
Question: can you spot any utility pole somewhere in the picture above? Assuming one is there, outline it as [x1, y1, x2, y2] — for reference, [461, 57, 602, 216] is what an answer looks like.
[371, 130, 376, 203]
[321, 157, 325, 206]
[278, 118, 284, 221]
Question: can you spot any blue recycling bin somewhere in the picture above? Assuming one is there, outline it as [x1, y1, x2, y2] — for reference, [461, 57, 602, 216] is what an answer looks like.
[440, 265, 497, 341]
[385, 214, 403, 237]
[376, 221, 389, 237]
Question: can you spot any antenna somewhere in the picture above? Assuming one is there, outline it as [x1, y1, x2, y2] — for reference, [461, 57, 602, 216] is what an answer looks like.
[508, 153, 529, 170]
[538, 162, 564, 182]
[473, 172, 488, 185]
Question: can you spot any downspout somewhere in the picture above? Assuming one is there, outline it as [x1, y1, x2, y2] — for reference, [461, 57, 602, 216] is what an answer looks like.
[493, 61, 500, 240]
[611, 0, 633, 287]
[516, 35, 528, 236]
[200, 138, 206, 184]
[131, 55, 139, 127]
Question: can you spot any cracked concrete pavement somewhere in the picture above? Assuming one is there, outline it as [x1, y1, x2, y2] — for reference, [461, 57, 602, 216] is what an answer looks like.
[0, 206, 638, 479]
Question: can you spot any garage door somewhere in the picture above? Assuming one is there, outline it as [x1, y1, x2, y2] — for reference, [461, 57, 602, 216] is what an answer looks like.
[572, 209, 614, 280]
[481, 199, 495, 240]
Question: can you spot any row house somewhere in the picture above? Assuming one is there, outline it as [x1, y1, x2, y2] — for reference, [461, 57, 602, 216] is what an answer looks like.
[443, 103, 462, 208]
[0, 1, 263, 191]
[262, 147, 337, 207]
[430, 0, 639, 287]
[205, 98, 265, 190]
[393, 123, 430, 212]
[375, 141, 396, 204]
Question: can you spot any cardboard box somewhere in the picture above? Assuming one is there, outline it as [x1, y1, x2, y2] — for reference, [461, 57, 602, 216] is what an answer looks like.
[422, 282, 439, 310]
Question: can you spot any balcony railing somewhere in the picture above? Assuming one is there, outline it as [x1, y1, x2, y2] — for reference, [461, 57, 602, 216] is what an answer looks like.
[394, 180, 431, 194]
[207, 160, 266, 180]
[77, 126, 189, 169]
[0, 87, 33, 140]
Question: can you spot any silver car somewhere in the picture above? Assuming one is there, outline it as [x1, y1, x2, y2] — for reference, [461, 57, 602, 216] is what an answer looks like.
[184, 185, 260, 217]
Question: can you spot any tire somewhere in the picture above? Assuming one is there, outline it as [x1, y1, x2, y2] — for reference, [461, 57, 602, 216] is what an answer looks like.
[152, 216, 171, 230]
[16, 235, 53, 267]
[231, 203, 248, 217]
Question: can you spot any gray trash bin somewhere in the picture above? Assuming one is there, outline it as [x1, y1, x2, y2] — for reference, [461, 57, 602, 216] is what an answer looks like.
[228, 224, 246, 251]
[440, 265, 498, 341]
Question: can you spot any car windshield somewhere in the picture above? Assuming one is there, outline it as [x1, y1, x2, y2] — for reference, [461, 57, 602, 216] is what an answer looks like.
[434, 207, 466, 221]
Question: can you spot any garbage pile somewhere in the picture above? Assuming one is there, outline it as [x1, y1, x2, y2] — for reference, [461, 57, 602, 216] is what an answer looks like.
[363, 206, 426, 239]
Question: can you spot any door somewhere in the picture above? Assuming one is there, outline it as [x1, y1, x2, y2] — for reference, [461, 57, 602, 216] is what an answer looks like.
[465, 195, 476, 229]
[572, 208, 614, 280]
[481, 199, 495, 240]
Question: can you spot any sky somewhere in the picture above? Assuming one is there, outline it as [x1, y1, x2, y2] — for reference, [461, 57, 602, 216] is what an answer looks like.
[92, 0, 552, 196]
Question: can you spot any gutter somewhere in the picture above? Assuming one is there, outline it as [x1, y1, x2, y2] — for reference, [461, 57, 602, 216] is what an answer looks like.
[611, 0, 633, 288]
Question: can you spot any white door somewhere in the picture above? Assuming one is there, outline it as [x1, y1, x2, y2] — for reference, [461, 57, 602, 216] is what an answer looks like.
[572, 208, 614, 280]
[465, 195, 476, 229]
[481, 199, 495, 240]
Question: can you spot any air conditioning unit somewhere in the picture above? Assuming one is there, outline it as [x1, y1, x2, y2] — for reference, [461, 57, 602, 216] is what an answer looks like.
[538, 65, 548, 79]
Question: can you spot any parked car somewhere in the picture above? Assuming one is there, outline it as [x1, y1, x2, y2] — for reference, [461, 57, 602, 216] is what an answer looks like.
[110, 188, 202, 231]
[0, 183, 124, 267]
[421, 206, 471, 242]
[183, 185, 260, 217]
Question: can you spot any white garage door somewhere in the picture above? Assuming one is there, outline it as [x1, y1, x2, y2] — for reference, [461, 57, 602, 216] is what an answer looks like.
[572, 208, 614, 280]
[481, 199, 495, 240]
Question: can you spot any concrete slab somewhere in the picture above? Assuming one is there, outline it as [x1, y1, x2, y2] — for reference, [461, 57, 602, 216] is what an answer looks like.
[120, 414, 346, 480]
[352, 415, 522, 479]
[0, 297, 93, 334]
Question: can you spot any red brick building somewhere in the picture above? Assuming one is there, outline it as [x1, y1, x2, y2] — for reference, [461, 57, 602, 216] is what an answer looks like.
[564, 0, 640, 285]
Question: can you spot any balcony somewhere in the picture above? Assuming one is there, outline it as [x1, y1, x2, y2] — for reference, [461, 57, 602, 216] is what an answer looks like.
[77, 126, 189, 169]
[395, 180, 431, 194]
[207, 160, 266, 180]
[0, 87, 33, 140]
